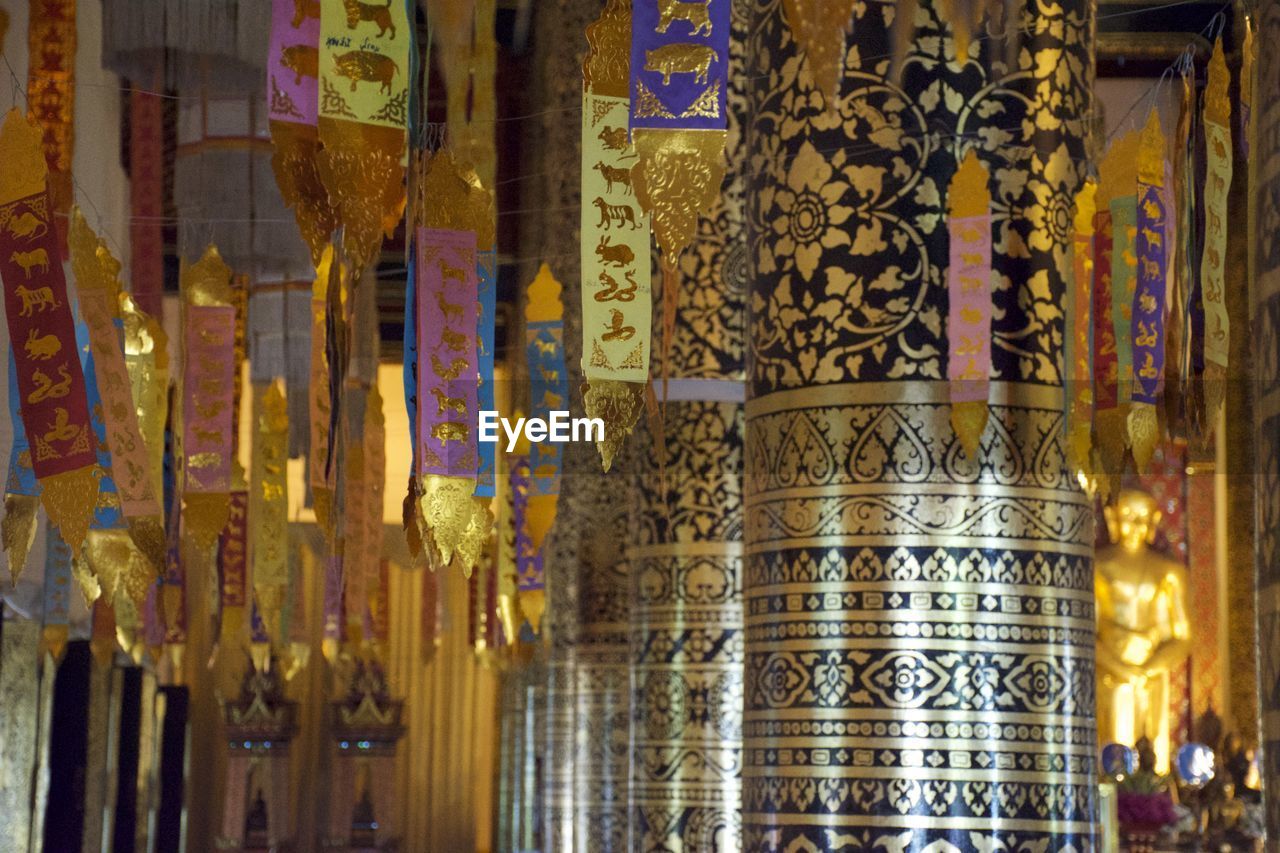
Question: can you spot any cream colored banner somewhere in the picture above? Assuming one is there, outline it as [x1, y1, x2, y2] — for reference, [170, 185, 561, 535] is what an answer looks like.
[318, 0, 411, 129]
[581, 93, 651, 383]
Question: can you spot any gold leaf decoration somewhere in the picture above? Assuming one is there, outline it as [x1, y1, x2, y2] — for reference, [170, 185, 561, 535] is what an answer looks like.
[270, 121, 339, 267]
[632, 128, 727, 259]
[584, 0, 630, 97]
[2, 494, 39, 586]
[582, 379, 645, 472]
[316, 120, 406, 277]
[781, 0, 856, 109]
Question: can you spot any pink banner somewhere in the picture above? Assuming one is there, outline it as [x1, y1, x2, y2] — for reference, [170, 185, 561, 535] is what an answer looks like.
[183, 306, 236, 493]
[268, 0, 320, 125]
[947, 214, 992, 402]
[415, 227, 478, 478]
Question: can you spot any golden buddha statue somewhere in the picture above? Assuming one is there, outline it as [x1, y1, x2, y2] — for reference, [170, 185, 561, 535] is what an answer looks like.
[1095, 489, 1191, 774]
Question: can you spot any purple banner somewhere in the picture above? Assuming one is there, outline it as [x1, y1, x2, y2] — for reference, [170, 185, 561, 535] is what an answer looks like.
[511, 456, 542, 595]
[630, 0, 729, 130]
[1132, 182, 1167, 404]
[268, 0, 320, 125]
[946, 214, 992, 402]
[415, 227, 479, 479]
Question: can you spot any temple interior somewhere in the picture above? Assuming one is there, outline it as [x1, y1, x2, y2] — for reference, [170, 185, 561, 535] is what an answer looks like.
[0, 0, 1278, 851]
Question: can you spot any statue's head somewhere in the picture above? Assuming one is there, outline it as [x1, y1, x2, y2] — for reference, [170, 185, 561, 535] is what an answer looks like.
[1104, 489, 1161, 552]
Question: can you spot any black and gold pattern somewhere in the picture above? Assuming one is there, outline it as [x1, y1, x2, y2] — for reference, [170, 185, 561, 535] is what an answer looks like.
[744, 0, 1094, 847]
[632, 401, 745, 853]
[1253, 0, 1280, 838]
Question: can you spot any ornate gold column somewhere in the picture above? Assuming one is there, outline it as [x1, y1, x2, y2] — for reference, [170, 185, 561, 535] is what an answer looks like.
[1252, 0, 1280, 836]
[743, 1, 1096, 848]
[628, 4, 749, 848]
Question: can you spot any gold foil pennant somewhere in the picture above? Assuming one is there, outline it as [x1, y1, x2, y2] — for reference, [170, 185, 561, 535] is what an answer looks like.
[632, 129, 727, 261]
[582, 380, 646, 472]
[270, 122, 340, 267]
[781, 0, 857, 108]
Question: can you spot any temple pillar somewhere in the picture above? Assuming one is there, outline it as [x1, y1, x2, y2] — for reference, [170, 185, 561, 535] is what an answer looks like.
[743, 2, 1096, 849]
[1252, 0, 1280, 837]
[628, 5, 749, 848]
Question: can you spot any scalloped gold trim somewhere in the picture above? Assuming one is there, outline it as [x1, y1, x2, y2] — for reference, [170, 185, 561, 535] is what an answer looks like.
[584, 0, 630, 98]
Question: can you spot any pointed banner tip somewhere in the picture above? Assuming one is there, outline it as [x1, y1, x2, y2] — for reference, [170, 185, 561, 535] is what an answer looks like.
[950, 401, 988, 460]
[582, 380, 645, 473]
[2, 494, 40, 586]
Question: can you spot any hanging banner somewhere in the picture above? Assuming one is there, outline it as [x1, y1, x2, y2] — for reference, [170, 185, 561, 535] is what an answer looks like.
[268, 0, 337, 265]
[496, 452, 519, 645]
[343, 401, 369, 642]
[363, 385, 385, 611]
[629, 0, 729, 260]
[411, 151, 495, 575]
[781, 0, 859, 107]
[250, 380, 289, 639]
[1092, 204, 1121, 493]
[322, 553, 342, 661]
[511, 454, 543, 634]
[945, 151, 992, 459]
[181, 247, 237, 551]
[42, 520, 72, 660]
[415, 228, 478, 479]
[316, 0, 412, 275]
[129, 84, 165, 317]
[26, 0, 75, 247]
[122, 292, 168, 505]
[1129, 110, 1168, 472]
[476, 248, 498, 497]
[1201, 36, 1232, 422]
[402, 253, 421, 562]
[162, 403, 186, 664]
[217, 490, 249, 658]
[1065, 179, 1096, 478]
[68, 209, 165, 569]
[582, 0, 650, 471]
[524, 264, 566, 552]
[309, 250, 335, 532]
[0, 110, 98, 557]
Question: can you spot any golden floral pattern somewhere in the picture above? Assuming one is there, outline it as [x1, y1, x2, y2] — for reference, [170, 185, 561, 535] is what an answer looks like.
[744, 0, 1094, 847]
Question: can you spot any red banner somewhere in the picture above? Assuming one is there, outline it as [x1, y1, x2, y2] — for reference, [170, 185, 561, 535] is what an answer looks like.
[0, 189, 94, 478]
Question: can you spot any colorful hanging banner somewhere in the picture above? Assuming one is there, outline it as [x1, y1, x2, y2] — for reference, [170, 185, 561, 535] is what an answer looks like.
[181, 247, 237, 551]
[309, 249, 335, 531]
[476, 248, 497, 497]
[1092, 203, 1121, 493]
[524, 264, 566, 553]
[945, 150, 992, 459]
[582, 0, 651, 471]
[316, 0, 412, 275]
[411, 151, 495, 575]
[343, 397, 370, 643]
[217, 489, 249, 660]
[122, 292, 168, 505]
[0, 109, 98, 557]
[496, 451, 519, 645]
[511, 454, 543, 634]
[629, 0, 729, 260]
[250, 380, 290, 639]
[162, 400, 186, 664]
[42, 519, 72, 660]
[1065, 179, 1096, 478]
[268, 0, 337, 266]
[415, 228, 478, 479]
[1129, 110, 1168, 472]
[1201, 36, 1232, 422]
[322, 553, 342, 661]
[26, 0, 75, 247]
[68, 209, 165, 569]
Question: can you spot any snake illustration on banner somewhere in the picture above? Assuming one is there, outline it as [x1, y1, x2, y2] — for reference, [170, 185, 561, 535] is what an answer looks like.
[524, 263, 567, 553]
[630, 0, 729, 261]
[581, 0, 651, 472]
[316, 0, 412, 277]
[0, 109, 98, 560]
[68, 209, 166, 573]
[946, 150, 992, 459]
[180, 246, 237, 552]
[1129, 109, 1168, 472]
[1201, 36, 1231, 424]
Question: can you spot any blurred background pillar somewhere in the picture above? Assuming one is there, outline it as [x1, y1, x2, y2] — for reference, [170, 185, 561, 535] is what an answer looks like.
[742, 0, 1097, 848]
